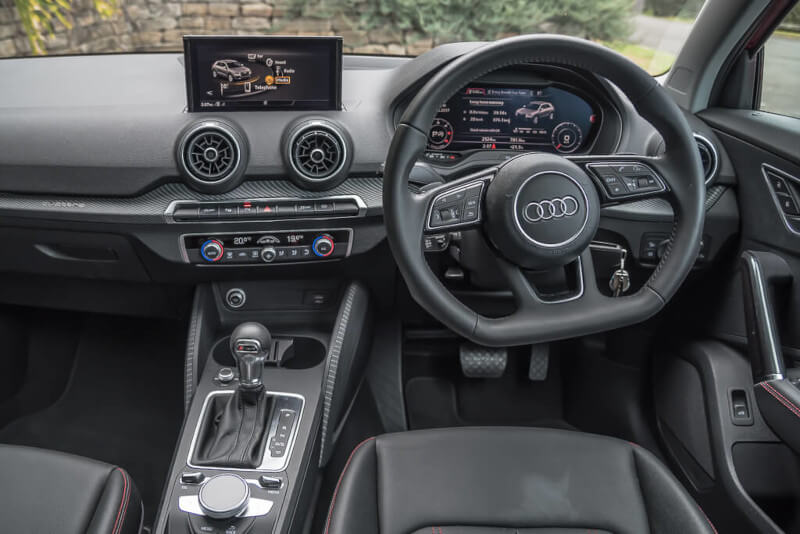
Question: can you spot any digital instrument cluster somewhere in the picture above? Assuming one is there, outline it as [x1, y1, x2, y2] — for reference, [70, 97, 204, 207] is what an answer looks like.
[426, 85, 597, 156]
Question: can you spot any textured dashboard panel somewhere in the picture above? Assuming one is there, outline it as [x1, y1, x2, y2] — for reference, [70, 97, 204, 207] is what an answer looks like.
[0, 177, 383, 224]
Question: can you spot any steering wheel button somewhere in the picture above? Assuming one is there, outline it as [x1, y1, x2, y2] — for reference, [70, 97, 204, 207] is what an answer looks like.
[463, 208, 479, 222]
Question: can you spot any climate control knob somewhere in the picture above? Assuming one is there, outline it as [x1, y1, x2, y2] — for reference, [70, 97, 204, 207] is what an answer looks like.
[200, 239, 224, 262]
[261, 247, 277, 263]
[312, 235, 335, 257]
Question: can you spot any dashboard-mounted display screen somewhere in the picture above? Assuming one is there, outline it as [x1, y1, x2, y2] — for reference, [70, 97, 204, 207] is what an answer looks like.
[184, 36, 342, 112]
[427, 84, 598, 154]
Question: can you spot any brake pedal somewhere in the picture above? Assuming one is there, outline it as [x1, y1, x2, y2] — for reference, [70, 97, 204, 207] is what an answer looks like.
[528, 344, 550, 381]
[459, 343, 507, 378]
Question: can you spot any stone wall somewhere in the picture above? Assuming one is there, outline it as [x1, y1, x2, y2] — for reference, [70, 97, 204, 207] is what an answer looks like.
[0, 0, 434, 58]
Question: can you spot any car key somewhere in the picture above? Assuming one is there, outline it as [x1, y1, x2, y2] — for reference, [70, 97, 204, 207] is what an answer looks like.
[609, 249, 631, 297]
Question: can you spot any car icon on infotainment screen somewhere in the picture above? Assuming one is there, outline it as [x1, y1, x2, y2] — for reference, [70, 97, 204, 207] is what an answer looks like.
[211, 59, 252, 82]
[515, 100, 555, 123]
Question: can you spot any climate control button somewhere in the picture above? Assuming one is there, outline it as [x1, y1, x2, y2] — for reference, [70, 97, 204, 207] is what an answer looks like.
[200, 239, 224, 262]
[312, 235, 335, 257]
[261, 247, 277, 263]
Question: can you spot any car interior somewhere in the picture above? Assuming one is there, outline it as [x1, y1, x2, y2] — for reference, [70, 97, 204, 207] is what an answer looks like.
[1, 0, 799, 533]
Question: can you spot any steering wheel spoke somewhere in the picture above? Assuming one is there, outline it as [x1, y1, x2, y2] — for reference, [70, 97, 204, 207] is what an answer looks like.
[568, 155, 669, 206]
[496, 250, 590, 311]
[423, 168, 497, 233]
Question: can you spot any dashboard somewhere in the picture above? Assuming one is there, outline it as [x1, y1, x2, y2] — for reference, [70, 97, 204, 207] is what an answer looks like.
[426, 84, 597, 155]
[0, 38, 731, 292]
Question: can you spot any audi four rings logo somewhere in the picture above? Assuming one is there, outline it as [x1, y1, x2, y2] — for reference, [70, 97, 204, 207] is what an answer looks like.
[523, 196, 579, 222]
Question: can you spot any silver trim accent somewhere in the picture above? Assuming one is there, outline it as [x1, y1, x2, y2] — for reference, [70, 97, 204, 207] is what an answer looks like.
[512, 171, 589, 248]
[424, 172, 494, 232]
[537, 255, 585, 304]
[178, 228, 354, 265]
[225, 288, 246, 309]
[761, 163, 800, 237]
[693, 133, 719, 185]
[178, 121, 243, 186]
[287, 121, 348, 182]
[186, 390, 305, 472]
[164, 194, 368, 223]
[179, 495, 274, 518]
[744, 254, 785, 381]
[198, 474, 250, 519]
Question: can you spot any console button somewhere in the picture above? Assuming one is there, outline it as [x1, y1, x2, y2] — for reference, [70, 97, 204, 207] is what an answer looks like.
[220, 205, 237, 218]
[275, 247, 289, 260]
[181, 472, 205, 485]
[261, 247, 277, 263]
[257, 203, 279, 218]
[237, 203, 257, 217]
[777, 193, 799, 215]
[277, 203, 296, 216]
[173, 206, 198, 220]
[315, 201, 335, 214]
[296, 202, 315, 215]
[334, 200, 359, 215]
[198, 206, 219, 218]
[258, 476, 282, 490]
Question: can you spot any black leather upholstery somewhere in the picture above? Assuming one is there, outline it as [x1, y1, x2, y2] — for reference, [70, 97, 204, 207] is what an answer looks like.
[193, 387, 272, 468]
[324, 428, 716, 534]
[0, 444, 141, 534]
[755, 379, 800, 454]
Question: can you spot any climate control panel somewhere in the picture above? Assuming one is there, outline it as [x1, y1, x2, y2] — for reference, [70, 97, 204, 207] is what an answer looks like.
[183, 229, 351, 265]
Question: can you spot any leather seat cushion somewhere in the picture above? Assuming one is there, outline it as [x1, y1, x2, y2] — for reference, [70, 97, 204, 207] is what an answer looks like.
[325, 427, 716, 534]
[0, 444, 142, 534]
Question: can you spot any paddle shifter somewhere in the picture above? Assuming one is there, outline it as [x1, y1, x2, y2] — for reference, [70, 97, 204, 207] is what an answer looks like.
[231, 322, 272, 389]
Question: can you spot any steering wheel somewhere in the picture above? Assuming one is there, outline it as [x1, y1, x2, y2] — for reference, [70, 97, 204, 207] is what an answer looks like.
[384, 35, 705, 347]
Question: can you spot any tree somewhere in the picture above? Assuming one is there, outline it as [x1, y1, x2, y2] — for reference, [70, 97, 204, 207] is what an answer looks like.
[13, 0, 117, 54]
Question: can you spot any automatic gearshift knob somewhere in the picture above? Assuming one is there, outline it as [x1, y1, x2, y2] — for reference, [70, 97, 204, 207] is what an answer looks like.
[230, 322, 272, 389]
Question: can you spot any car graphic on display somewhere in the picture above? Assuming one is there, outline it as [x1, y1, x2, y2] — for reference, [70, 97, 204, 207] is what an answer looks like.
[515, 100, 555, 123]
[211, 59, 252, 82]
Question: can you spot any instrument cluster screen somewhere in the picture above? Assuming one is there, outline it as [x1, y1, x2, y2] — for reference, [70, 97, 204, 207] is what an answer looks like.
[427, 85, 597, 154]
[184, 36, 342, 112]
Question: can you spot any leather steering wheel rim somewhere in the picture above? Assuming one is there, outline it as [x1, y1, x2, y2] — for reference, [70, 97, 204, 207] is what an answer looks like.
[384, 35, 705, 347]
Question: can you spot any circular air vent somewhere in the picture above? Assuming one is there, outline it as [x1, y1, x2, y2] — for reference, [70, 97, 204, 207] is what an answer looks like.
[284, 119, 352, 191]
[177, 120, 248, 193]
[694, 133, 718, 185]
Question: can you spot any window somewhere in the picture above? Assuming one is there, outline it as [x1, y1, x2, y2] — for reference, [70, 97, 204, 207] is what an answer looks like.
[760, 4, 800, 118]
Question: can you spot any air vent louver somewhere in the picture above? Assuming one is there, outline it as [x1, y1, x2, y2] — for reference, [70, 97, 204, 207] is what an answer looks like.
[291, 127, 345, 180]
[184, 128, 239, 182]
[694, 134, 718, 184]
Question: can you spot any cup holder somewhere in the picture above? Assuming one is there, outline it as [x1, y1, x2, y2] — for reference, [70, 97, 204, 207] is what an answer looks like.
[211, 335, 326, 370]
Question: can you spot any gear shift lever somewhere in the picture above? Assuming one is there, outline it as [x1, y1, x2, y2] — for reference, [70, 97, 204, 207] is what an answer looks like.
[230, 322, 272, 389]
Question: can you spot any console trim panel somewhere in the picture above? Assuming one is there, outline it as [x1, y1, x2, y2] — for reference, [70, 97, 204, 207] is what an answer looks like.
[186, 390, 305, 473]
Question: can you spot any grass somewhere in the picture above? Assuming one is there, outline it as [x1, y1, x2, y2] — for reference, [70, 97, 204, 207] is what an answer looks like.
[602, 41, 677, 76]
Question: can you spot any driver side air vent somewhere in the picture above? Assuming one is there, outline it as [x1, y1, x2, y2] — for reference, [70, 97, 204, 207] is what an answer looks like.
[177, 120, 248, 193]
[284, 119, 352, 191]
[694, 134, 718, 184]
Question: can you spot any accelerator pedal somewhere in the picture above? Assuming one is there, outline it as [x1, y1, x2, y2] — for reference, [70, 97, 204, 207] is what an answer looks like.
[459, 343, 507, 378]
[528, 343, 550, 381]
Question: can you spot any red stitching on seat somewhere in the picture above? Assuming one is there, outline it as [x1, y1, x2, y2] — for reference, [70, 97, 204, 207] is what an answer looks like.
[324, 437, 376, 534]
[111, 468, 130, 534]
[760, 382, 800, 418]
[697, 505, 718, 534]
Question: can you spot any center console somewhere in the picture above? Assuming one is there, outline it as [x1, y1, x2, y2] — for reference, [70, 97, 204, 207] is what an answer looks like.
[153, 280, 372, 534]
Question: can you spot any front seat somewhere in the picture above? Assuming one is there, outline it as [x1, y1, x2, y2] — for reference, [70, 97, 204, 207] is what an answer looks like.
[0, 444, 142, 534]
[324, 428, 716, 534]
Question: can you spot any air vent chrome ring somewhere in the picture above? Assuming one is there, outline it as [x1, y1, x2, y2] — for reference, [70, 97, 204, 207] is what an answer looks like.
[177, 120, 249, 193]
[693, 133, 719, 185]
[284, 119, 352, 191]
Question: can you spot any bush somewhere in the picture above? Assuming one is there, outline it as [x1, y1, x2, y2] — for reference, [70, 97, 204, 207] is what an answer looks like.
[293, 0, 633, 43]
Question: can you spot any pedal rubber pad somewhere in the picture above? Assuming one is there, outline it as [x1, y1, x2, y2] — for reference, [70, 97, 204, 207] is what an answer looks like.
[459, 343, 507, 378]
[528, 343, 550, 381]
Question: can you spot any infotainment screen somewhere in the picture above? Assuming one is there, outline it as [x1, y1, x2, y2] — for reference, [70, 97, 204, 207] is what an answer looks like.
[183, 36, 342, 112]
